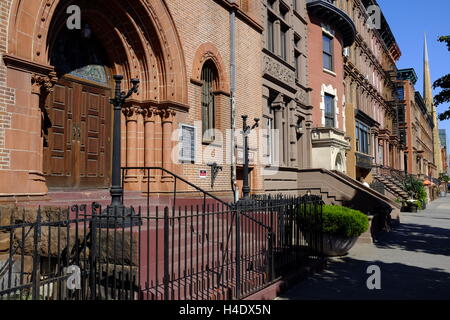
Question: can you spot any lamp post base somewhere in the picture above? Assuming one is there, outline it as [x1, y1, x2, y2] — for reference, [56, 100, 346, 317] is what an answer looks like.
[97, 205, 142, 228]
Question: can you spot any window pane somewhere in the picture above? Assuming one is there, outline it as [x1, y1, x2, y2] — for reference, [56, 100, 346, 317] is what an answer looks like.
[323, 35, 332, 53]
[201, 63, 217, 140]
[323, 34, 333, 70]
[268, 18, 274, 52]
[281, 29, 287, 60]
[323, 53, 333, 70]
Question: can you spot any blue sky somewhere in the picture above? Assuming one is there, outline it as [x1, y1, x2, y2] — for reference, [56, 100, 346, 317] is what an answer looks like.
[378, 0, 450, 150]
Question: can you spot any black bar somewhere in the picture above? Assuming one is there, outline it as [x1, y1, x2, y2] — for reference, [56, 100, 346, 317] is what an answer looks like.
[163, 207, 169, 300]
[235, 204, 240, 299]
[32, 208, 41, 300]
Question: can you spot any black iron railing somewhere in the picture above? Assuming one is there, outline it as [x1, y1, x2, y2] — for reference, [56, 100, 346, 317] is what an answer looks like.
[0, 196, 323, 300]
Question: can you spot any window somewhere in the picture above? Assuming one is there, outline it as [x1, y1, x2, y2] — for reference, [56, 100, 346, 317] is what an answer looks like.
[268, 0, 276, 9]
[323, 33, 333, 71]
[280, 3, 289, 20]
[263, 116, 275, 165]
[356, 121, 370, 155]
[201, 61, 218, 142]
[295, 53, 300, 81]
[280, 28, 287, 60]
[324, 94, 335, 127]
[267, 16, 275, 52]
[395, 87, 405, 100]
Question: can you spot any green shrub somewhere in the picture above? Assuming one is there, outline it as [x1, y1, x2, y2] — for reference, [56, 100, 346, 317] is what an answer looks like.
[414, 200, 423, 210]
[297, 205, 369, 238]
[403, 175, 427, 203]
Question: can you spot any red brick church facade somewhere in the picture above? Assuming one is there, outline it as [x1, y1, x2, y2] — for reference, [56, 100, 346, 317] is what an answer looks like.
[0, 0, 264, 202]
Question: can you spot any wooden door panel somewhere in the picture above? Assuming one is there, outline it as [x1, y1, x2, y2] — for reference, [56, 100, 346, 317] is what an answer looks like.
[44, 81, 75, 187]
[79, 84, 111, 187]
[44, 78, 111, 189]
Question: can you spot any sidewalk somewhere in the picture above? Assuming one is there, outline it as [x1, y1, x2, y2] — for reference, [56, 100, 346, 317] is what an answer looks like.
[277, 196, 450, 300]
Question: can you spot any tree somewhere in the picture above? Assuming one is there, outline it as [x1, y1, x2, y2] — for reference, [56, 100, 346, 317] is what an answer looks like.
[434, 36, 450, 121]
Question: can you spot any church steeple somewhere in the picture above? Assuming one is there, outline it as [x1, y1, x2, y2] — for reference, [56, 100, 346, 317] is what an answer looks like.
[423, 34, 433, 112]
[423, 34, 443, 175]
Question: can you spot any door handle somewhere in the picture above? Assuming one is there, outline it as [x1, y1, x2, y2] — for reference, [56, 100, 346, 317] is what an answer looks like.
[72, 126, 77, 140]
[72, 125, 81, 141]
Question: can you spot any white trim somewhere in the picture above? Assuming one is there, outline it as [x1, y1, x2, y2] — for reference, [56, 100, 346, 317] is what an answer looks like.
[320, 84, 338, 128]
[323, 68, 336, 77]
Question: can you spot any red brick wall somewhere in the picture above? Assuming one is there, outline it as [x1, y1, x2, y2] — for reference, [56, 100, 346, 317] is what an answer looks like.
[167, 0, 263, 196]
[308, 16, 345, 131]
[0, 0, 13, 170]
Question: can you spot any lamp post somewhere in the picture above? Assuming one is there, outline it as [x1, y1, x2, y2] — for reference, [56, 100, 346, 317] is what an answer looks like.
[241, 115, 259, 199]
[100, 75, 141, 228]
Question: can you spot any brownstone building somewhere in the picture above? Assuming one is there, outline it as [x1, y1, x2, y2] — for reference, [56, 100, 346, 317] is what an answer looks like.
[307, 0, 355, 173]
[0, 0, 264, 202]
[335, 0, 405, 185]
[396, 69, 435, 178]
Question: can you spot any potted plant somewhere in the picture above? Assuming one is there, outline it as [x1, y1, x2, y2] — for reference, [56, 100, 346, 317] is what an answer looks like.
[403, 200, 419, 212]
[297, 204, 369, 257]
[402, 175, 427, 211]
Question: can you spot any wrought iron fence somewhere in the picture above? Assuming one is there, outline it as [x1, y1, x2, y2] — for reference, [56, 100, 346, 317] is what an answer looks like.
[0, 196, 323, 300]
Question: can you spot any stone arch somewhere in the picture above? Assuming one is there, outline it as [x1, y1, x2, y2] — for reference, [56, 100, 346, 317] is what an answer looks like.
[191, 42, 229, 94]
[7, 0, 188, 105]
[335, 152, 345, 173]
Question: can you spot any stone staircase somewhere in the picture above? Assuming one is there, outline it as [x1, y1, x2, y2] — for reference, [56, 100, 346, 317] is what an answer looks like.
[373, 174, 409, 201]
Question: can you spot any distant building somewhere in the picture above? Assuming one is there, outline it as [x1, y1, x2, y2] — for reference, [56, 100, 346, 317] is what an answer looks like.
[440, 130, 448, 175]
[396, 68, 436, 177]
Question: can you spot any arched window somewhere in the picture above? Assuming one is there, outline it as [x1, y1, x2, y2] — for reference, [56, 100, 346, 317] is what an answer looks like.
[335, 153, 344, 172]
[201, 60, 218, 142]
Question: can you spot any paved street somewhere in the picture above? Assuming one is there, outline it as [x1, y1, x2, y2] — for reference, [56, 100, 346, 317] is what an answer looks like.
[277, 196, 450, 300]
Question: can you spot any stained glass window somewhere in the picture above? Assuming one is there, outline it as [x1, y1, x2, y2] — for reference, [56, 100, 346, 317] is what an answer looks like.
[51, 27, 110, 86]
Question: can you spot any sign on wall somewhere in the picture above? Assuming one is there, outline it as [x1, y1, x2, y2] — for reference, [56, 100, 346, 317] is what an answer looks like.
[199, 170, 207, 179]
[179, 124, 196, 163]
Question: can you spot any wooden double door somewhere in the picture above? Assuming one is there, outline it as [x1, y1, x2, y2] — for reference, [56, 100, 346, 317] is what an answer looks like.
[44, 78, 112, 189]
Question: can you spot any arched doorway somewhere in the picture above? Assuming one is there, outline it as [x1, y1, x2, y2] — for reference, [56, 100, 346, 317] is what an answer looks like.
[6, 0, 188, 195]
[43, 26, 112, 189]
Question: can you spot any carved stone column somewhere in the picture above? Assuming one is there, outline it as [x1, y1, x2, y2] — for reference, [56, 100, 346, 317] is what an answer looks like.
[31, 72, 57, 190]
[288, 101, 297, 165]
[142, 106, 157, 187]
[384, 139, 389, 167]
[272, 94, 285, 167]
[160, 108, 176, 188]
[123, 105, 140, 190]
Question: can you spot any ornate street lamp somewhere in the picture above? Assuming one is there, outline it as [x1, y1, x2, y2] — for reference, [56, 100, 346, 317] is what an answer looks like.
[100, 75, 141, 228]
[241, 115, 259, 199]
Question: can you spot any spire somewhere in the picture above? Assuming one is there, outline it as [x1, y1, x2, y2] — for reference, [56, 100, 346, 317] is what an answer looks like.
[423, 33, 444, 175]
[423, 34, 433, 112]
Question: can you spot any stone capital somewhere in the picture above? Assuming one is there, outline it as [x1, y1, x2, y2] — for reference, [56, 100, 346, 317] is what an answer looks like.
[122, 105, 140, 121]
[159, 108, 177, 121]
[31, 71, 57, 95]
[141, 106, 158, 121]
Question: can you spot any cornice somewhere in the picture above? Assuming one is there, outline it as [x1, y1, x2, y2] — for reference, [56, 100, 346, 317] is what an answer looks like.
[3, 54, 54, 76]
[214, 0, 263, 33]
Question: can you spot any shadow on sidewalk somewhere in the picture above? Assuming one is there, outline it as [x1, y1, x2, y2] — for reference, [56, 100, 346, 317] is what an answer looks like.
[277, 257, 450, 300]
[374, 222, 450, 257]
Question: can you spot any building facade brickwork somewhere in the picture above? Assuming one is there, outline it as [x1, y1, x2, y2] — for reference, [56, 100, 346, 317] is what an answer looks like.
[0, 0, 263, 201]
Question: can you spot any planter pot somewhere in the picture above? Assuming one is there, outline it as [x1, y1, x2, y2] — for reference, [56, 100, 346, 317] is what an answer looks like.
[402, 202, 418, 212]
[304, 231, 359, 257]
